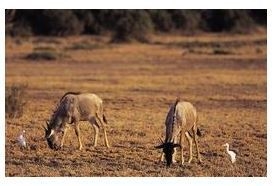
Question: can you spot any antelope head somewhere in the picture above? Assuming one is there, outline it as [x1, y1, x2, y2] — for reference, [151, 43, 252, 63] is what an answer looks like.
[44, 121, 60, 150]
[155, 141, 180, 167]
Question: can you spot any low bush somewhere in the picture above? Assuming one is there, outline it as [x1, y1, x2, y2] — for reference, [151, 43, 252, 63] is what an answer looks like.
[111, 10, 153, 43]
[33, 46, 56, 51]
[25, 51, 59, 60]
[213, 48, 233, 55]
[5, 84, 27, 118]
[67, 42, 103, 50]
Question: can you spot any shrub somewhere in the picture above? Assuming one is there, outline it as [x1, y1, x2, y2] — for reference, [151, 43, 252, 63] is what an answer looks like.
[5, 84, 27, 118]
[5, 9, 33, 36]
[249, 9, 267, 26]
[67, 42, 104, 50]
[6, 20, 33, 37]
[25, 51, 59, 60]
[34, 10, 84, 36]
[201, 10, 255, 33]
[111, 10, 153, 43]
[92, 10, 126, 32]
[6, 9, 266, 37]
[73, 10, 102, 34]
[169, 10, 201, 33]
[149, 10, 174, 32]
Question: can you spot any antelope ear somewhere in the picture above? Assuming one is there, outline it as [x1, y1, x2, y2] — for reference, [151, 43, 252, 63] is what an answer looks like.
[43, 125, 47, 132]
[173, 144, 181, 148]
[155, 144, 165, 149]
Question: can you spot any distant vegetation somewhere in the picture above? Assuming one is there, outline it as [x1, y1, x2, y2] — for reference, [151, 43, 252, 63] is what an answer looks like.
[6, 9, 266, 42]
[25, 51, 60, 61]
[5, 84, 27, 118]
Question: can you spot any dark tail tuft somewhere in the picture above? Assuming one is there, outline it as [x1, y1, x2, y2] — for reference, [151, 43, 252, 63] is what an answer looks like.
[60, 92, 80, 102]
[174, 97, 180, 107]
[188, 128, 202, 138]
[173, 97, 180, 113]
[197, 128, 202, 137]
[103, 114, 108, 124]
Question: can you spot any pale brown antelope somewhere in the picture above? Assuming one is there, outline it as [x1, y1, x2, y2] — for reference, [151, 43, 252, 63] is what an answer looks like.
[156, 98, 202, 166]
[44, 92, 110, 150]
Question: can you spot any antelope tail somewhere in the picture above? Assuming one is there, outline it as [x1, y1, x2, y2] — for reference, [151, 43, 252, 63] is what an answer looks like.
[196, 115, 201, 136]
[197, 128, 202, 137]
[188, 127, 202, 138]
[174, 97, 180, 107]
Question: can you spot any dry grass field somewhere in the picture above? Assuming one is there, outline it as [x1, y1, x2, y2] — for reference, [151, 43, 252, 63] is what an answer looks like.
[5, 33, 266, 176]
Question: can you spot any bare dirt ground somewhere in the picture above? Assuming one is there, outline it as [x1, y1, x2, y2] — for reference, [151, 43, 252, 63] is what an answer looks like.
[5, 33, 266, 176]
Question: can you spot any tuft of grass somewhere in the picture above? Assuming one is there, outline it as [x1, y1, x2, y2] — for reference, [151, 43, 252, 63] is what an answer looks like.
[66, 42, 103, 50]
[213, 48, 233, 55]
[25, 51, 59, 61]
[32, 37, 61, 45]
[5, 84, 28, 118]
[33, 46, 56, 51]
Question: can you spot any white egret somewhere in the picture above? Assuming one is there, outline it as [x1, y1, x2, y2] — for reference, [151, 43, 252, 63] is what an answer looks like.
[223, 143, 236, 163]
[18, 130, 27, 148]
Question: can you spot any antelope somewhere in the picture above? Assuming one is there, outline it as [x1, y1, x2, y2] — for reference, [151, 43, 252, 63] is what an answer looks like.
[156, 98, 202, 166]
[44, 92, 110, 150]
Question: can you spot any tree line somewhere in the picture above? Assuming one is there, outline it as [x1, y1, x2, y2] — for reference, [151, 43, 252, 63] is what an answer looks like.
[6, 9, 266, 42]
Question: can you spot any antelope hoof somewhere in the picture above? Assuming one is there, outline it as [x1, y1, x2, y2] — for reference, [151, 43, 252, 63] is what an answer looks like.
[198, 158, 203, 163]
[188, 158, 192, 164]
[181, 160, 185, 166]
[79, 146, 83, 150]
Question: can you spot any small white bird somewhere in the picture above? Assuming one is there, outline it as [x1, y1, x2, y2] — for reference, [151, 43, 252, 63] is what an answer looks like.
[223, 143, 236, 163]
[18, 130, 27, 148]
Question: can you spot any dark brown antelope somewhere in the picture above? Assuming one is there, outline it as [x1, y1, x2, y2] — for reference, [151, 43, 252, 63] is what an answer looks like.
[156, 98, 202, 166]
[44, 92, 110, 150]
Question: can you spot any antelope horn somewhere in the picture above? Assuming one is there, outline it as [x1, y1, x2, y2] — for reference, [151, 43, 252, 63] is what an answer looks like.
[159, 137, 164, 144]
[46, 120, 50, 127]
[155, 143, 165, 149]
[43, 125, 47, 131]
[47, 129, 55, 138]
